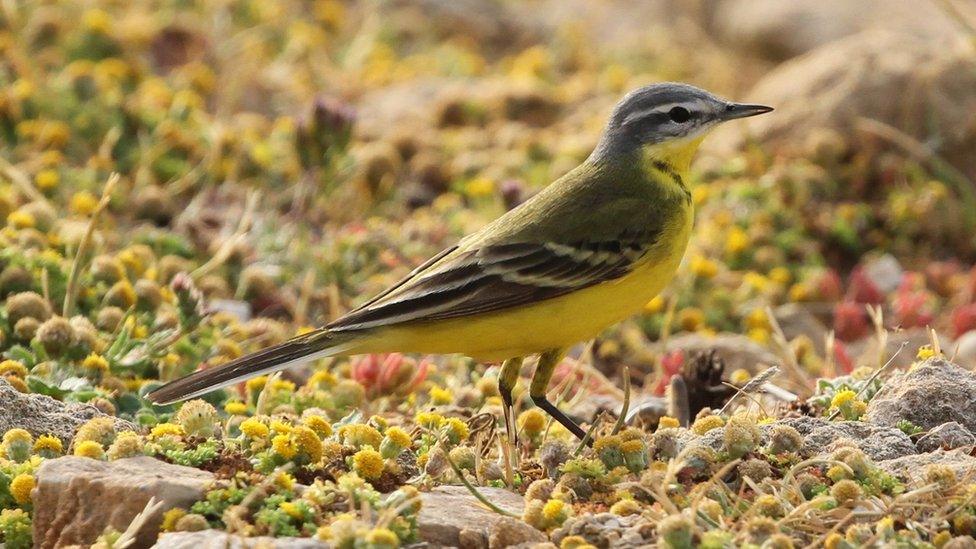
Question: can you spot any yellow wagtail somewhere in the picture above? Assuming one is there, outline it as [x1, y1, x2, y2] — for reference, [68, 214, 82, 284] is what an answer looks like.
[148, 83, 772, 441]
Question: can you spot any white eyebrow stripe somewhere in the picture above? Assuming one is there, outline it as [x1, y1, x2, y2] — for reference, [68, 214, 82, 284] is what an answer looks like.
[622, 98, 710, 125]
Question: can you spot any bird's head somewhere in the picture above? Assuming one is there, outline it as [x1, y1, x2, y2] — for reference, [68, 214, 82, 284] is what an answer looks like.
[593, 82, 772, 170]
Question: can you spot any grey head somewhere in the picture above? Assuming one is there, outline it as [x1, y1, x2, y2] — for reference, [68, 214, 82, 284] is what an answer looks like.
[592, 82, 772, 160]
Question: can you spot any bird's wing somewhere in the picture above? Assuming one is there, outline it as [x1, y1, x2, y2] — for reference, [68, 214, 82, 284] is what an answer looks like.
[327, 206, 663, 331]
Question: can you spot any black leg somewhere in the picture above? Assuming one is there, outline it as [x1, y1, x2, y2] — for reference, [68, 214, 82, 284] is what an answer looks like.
[530, 348, 590, 443]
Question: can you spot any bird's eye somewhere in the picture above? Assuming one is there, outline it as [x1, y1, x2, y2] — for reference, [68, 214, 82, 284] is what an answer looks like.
[668, 106, 691, 123]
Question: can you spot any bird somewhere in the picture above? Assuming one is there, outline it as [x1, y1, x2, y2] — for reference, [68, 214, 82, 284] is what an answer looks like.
[147, 82, 772, 443]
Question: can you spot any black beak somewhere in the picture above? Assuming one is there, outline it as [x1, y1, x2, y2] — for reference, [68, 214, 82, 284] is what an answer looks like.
[722, 102, 774, 120]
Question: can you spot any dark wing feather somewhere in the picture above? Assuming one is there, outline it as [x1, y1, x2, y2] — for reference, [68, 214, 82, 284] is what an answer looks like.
[326, 237, 652, 331]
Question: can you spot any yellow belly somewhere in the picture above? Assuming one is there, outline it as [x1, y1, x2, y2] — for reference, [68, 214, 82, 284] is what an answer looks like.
[354, 208, 694, 360]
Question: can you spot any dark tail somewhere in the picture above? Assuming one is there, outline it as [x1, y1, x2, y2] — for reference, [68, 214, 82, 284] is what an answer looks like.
[146, 329, 355, 405]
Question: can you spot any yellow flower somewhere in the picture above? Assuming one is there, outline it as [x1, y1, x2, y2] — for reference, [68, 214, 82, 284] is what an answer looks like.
[730, 369, 751, 385]
[293, 426, 323, 463]
[271, 420, 294, 434]
[33, 434, 63, 456]
[657, 416, 680, 430]
[83, 8, 111, 33]
[339, 424, 383, 449]
[272, 434, 297, 460]
[830, 390, 857, 409]
[690, 256, 718, 279]
[150, 423, 184, 439]
[161, 508, 187, 532]
[7, 210, 35, 229]
[305, 370, 336, 389]
[352, 448, 384, 480]
[3, 429, 32, 445]
[10, 473, 34, 505]
[518, 409, 547, 437]
[240, 418, 269, 439]
[303, 415, 333, 438]
[916, 346, 937, 360]
[415, 412, 445, 430]
[0, 360, 28, 378]
[692, 415, 725, 435]
[383, 427, 412, 449]
[275, 472, 296, 490]
[82, 353, 109, 373]
[769, 267, 792, 285]
[429, 386, 453, 405]
[465, 177, 495, 198]
[725, 227, 749, 255]
[246, 376, 268, 393]
[542, 498, 567, 521]
[224, 401, 248, 415]
[747, 328, 770, 344]
[365, 528, 400, 547]
[35, 169, 59, 191]
[677, 308, 705, 332]
[74, 440, 105, 459]
[445, 417, 469, 443]
[280, 501, 304, 520]
[744, 309, 770, 331]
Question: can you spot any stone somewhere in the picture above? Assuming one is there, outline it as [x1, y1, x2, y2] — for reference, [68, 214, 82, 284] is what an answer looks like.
[155, 530, 330, 548]
[865, 358, 976, 433]
[955, 330, 976, 368]
[690, 416, 915, 461]
[551, 512, 654, 548]
[663, 333, 780, 375]
[701, 0, 966, 61]
[707, 31, 976, 181]
[880, 449, 976, 485]
[418, 485, 526, 549]
[862, 254, 904, 294]
[0, 377, 136, 446]
[32, 456, 214, 549]
[772, 303, 829, 354]
[916, 422, 976, 453]
[488, 517, 547, 549]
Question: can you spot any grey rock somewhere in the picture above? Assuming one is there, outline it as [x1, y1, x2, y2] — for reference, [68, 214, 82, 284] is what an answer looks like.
[701, 0, 966, 61]
[418, 485, 526, 549]
[880, 449, 976, 485]
[551, 512, 654, 548]
[862, 254, 904, 294]
[688, 416, 915, 461]
[154, 531, 330, 548]
[916, 422, 976, 453]
[0, 377, 136, 446]
[707, 31, 976, 181]
[865, 358, 976, 433]
[33, 456, 214, 549]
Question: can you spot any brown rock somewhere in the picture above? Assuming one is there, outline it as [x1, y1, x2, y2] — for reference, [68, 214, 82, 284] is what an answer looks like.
[32, 456, 214, 549]
[664, 333, 780, 374]
[488, 517, 547, 549]
[707, 31, 976, 180]
[701, 0, 966, 61]
[0, 378, 135, 446]
[155, 530, 330, 548]
[419, 485, 526, 549]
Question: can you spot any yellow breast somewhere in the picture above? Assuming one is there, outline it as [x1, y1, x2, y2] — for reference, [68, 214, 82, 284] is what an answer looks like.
[357, 203, 695, 360]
